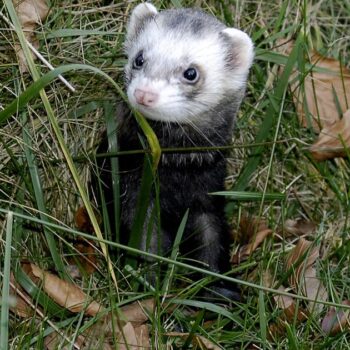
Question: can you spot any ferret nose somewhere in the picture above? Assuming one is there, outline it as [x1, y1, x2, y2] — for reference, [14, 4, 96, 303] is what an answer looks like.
[134, 88, 158, 107]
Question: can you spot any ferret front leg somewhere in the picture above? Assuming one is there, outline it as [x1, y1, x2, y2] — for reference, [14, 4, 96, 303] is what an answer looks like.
[138, 205, 172, 257]
[132, 204, 172, 286]
[189, 213, 229, 272]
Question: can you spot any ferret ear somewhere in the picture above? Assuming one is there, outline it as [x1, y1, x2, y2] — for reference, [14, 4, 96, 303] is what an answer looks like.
[220, 28, 254, 72]
[127, 3, 158, 39]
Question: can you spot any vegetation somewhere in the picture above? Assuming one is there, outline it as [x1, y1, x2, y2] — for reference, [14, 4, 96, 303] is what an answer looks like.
[0, 0, 350, 348]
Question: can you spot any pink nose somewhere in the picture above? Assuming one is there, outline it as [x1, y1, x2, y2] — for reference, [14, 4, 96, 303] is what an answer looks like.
[134, 88, 158, 107]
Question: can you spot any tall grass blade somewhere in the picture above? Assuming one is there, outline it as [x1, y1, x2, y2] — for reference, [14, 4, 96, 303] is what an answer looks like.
[104, 101, 120, 243]
[0, 212, 13, 350]
[126, 155, 155, 268]
[22, 111, 65, 276]
[258, 290, 267, 349]
[162, 210, 189, 294]
[234, 34, 303, 191]
[211, 191, 285, 201]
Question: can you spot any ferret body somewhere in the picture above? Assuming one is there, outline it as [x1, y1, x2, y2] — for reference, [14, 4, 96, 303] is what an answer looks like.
[97, 3, 254, 300]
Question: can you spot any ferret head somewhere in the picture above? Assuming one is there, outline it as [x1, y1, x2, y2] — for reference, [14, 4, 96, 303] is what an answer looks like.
[124, 3, 254, 124]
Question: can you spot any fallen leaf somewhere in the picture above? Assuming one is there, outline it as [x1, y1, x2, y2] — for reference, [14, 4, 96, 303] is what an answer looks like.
[78, 299, 154, 348]
[14, 0, 49, 72]
[231, 228, 273, 264]
[80, 314, 118, 349]
[285, 238, 318, 288]
[284, 218, 317, 237]
[44, 332, 86, 350]
[321, 300, 350, 335]
[75, 206, 101, 233]
[261, 270, 308, 339]
[30, 263, 103, 316]
[268, 303, 308, 338]
[278, 41, 350, 132]
[9, 273, 33, 318]
[119, 298, 155, 326]
[116, 322, 151, 350]
[238, 215, 269, 243]
[285, 239, 328, 313]
[274, 286, 294, 310]
[302, 266, 328, 314]
[134, 324, 151, 349]
[67, 240, 98, 276]
[310, 109, 350, 160]
[117, 322, 139, 350]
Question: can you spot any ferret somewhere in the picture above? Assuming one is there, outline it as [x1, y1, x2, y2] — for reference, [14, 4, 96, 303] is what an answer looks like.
[95, 3, 254, 300]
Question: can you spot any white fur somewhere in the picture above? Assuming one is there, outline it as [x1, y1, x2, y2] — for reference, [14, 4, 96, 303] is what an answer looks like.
[127, 31, 229, 123]
[127, 3, 158, 40]
[221, 28, 254, 72]
[126, 10, 254, 124]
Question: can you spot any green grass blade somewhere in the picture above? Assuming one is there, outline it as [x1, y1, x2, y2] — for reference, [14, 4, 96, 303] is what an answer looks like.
[6, 0, 121, 284]
[258, 290, 267, 349]
[0, 65, 123, 125]
[22, 111, 65, 276]
[0, 212, 13, 350]
[104, 101, 120, 243]
[126, 155, 155, 268]
[2, 207, 350, 312]
[13, 263, 68, 318]
[171, 298, 243, 325]
[183, 309, 205, 348]
[162, 210, 189, 294]
[234, 34, 304, 191]
[0, 63, 161, 171]
[211, 191, 285, 201]
[43, 29, 121, 38]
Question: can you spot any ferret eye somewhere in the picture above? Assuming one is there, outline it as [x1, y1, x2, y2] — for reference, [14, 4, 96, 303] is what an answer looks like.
[133, 52, 144, 69]
[183, 67, 198, 82]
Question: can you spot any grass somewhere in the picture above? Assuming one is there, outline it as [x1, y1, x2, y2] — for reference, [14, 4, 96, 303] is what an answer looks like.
[1, 0, 350, 349]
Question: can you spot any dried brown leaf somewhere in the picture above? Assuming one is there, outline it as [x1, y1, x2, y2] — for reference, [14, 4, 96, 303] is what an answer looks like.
[279, 41, 350, 132]
[117, 322, 138, 350]
[285, 239, 328, 313]
[268, 303, 308, 338]
[310, 109, 350, 160]
[120, 298, 155, 326]
[262, 270, 307, 339]
[117, 322, 152, 350]
[261, 270, 294, 309]
[80, 315, 116, 348]
[134, 325, 151, 349]
[238, 215, 269, 243]
[9, 273, 33, 318]
[302, 266, 328, 314]
[284, 218, 317, 237]
[286, 238, 318, 288]
[85, 299, 155, 343]
[30, 263, 103, 316]
[14, 0, 49, 72]
[231, 229, 273, 264]
[274, 287, 294, 310]
[321, 300, 350, 335]
[67, 241, 98, 276]
[261, 270, 274, 289]
[44, 332, 85, 350]
[75, 206, 101, 233]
